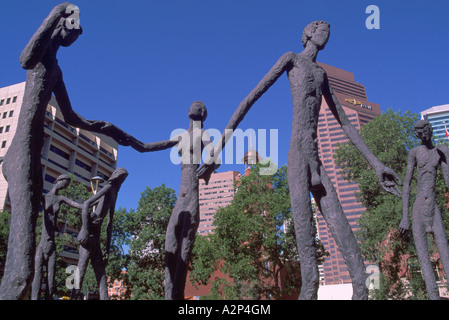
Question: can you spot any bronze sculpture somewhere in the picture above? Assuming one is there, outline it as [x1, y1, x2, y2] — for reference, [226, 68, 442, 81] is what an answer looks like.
[72, 167, 128, 300]
[198, 21, 402, 299]
[400, 120, 449, 300]
[0, 2, 142, 299]
[31, 174, 83, 300]
[131, 101, 214, 299]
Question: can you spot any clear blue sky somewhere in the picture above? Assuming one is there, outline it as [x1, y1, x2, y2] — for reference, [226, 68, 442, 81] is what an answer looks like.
[1, 1, 448, 211]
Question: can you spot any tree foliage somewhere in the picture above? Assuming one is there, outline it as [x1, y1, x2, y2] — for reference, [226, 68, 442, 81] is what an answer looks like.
[125, 184, 177, 300]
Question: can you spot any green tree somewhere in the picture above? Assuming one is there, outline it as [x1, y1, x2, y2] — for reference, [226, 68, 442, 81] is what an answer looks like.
[334, 109, 448, 299]
[0, 210, 10, 277]
[190, 162, 323, 300]
[125, 184, 177, 300]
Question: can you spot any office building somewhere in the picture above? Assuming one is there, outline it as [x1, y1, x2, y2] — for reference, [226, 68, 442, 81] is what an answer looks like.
[316, 63, 381, 285]
[198, 171, 240, 235]
[197, 143, 262, 235]
[0, 82, 118, 264]
[421, 104, 449, 143]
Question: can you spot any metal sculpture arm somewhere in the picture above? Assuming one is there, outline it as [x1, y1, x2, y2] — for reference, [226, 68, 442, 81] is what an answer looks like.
[197, 51, 295, 180]
[399, 148, 417, 233]
[322, 76, 402, 197]
[438, 144, 449, 189]
[52, 76, 151, 150]
[60, 196, 83, 210]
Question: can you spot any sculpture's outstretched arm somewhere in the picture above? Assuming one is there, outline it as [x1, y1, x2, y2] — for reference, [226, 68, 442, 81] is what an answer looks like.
[20, 3, 72, 69]
[53, 76, 148, 150]
[131, 138, 178, 153]
[400, 149, 416, 233]
[77, 184, 111, 245]
[198, 52, 295, 180]
[218, 51, 295, 150]
[438, 144, 449, 188]
[60, 196, 83, 211]
[322, 76, 402, 197]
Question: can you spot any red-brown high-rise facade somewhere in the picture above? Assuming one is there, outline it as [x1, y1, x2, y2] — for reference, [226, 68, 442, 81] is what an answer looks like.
[316, 63, 381, 285]
[198, 171, 240, 235]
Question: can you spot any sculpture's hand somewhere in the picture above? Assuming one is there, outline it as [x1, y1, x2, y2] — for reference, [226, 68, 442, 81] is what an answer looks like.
[77, 228, 89, 246]
[86, 120, 136, 147]
[376, 166, 402, 197]
[197, 162, 221, 185]
[399, 217, 410, 234]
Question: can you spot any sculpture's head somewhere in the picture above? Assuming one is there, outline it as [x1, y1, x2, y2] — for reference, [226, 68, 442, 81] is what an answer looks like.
[108, 167, 129, 188]
[414, 119, 433, 142]
[53, 4, 83, 47]
[55, 174, 71, 190]
[302, 20, 330, 50]
[188, 101, 208, 123]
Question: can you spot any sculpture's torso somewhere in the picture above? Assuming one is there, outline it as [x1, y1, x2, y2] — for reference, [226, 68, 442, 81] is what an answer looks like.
[414, 145, 441, 219]
[287, 54, 325, 165]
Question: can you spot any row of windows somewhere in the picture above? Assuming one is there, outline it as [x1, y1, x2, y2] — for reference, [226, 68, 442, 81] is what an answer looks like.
[199, 189, 234, 196]
[0, 96, 17, 106]
[1, 111, 13, 119]
[200, 178, 234, 186]
[0, 126, 10, 134]
[48, 144, 108, 179]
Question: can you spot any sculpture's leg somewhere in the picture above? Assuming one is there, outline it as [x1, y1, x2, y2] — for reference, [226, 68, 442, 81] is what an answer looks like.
[165, 211, 180, 300]
[172, 210, 199, 300]
[433, 207, 449, 283]
[31, 248, 44, 300]
[413, 216, 439, 300]
[91, 242, 108, 300]
[312, 165, 368, 300]
[71, 244, 90, 300]
[46, 247, 57, 300]
[288, 160, 319, 300]
[0, 153, 42, 300]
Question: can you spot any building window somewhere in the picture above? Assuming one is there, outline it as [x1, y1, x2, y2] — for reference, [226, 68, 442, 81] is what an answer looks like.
[44, 174, 56, 184]
[5, 125, 9, 133]
[6, 98, 10, 105]
[2, 112, 6, 119]
[0, 127, 3, 134]
[1, 141, 6, 148]
[12, 96, 17, 103]
[75, 159, 92, 172]
[0, 100, 4, 106]
[49, 145, 70, 160]
[8, 111, 13, 117]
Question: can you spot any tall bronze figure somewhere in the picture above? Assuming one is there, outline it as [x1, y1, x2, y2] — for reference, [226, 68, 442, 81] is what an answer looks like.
[72, 167, 129, 300]
[31, 174, 83, 300]
[198, 21, 402, 299]
[132, 101, 214, 299]
[0, 3, 143, 299]
[400, 120, 449, 300]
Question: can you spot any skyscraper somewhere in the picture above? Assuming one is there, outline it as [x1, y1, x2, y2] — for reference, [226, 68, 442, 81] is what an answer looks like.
[198, 171, 240, 235]
[316, 63, 381, 285]
[421, 104, 449, 143]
